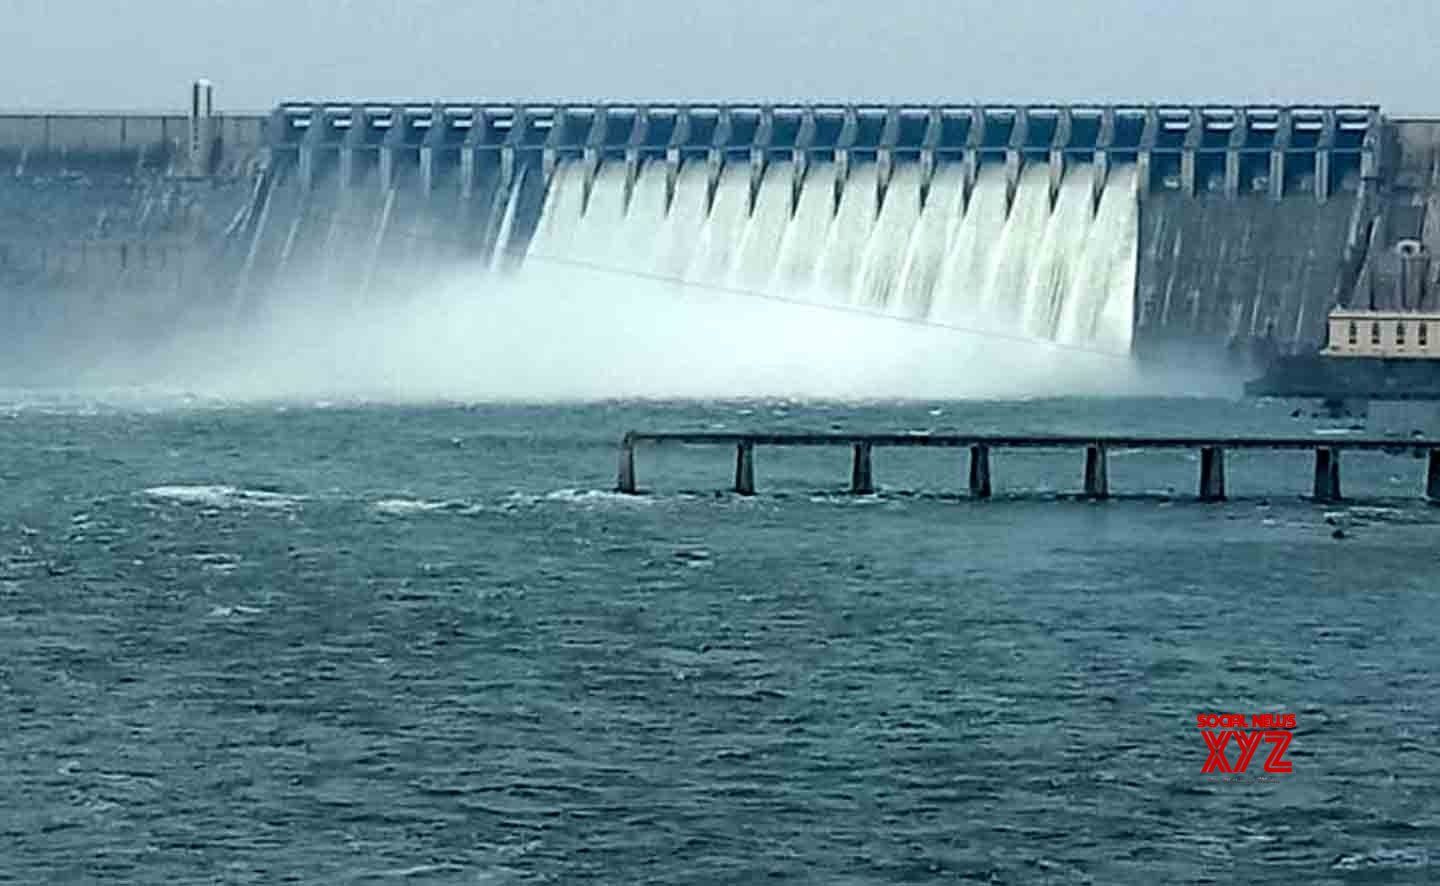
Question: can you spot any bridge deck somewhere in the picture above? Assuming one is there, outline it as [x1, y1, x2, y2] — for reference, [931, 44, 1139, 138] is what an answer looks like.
[625, 431, 1440, 451]
[618, 432, 1440, 502]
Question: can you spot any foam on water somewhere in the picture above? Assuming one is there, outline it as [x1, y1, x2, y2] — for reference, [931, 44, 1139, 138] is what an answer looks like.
[144, 485, 304, 509]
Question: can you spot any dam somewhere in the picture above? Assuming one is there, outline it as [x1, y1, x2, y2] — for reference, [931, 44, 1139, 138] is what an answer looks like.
[2, 84, 1438, 375]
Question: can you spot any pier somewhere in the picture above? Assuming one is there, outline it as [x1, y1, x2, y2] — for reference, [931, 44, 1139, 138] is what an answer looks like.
[616, 432, 1440, 502]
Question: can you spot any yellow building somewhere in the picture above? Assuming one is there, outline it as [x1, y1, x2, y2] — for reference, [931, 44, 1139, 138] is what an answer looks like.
[1324, 309, 1440, 359]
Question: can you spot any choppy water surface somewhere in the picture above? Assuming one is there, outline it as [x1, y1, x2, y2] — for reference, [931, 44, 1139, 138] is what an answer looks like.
[1, 396, 1438, 884]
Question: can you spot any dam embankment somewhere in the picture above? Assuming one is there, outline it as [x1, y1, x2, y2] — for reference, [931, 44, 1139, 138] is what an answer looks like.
[2, 90, 1437, 377]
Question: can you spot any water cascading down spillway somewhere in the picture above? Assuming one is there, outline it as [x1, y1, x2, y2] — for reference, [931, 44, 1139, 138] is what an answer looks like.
[524, 156, 1139, 353]
[241, 103, 1374, 359]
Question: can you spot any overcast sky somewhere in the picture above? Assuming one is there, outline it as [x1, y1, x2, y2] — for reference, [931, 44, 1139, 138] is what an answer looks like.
[3, 0, 1436, 114]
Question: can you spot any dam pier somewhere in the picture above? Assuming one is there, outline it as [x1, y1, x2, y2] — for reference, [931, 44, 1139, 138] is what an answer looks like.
[2, 83, 1440, 372]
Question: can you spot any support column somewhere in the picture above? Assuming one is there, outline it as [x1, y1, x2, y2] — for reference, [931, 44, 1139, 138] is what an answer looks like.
[851, 443, 875, 495]
[299, 103, 325, 192]
[461, 105, 485, 198]
[964, 107, 986, 202]
[460, 148, 475, 198]
[1093, 108, 1116, 210]
[1315, 109, 1336, 203]
[969, 445, 992, 499]
[1048, 108, 1072, 205]
[735, 441, 756, 496]
[380, 105, 405, 192]
[1313, 447, 1342, 502]
[340, 103, 365, 189]
[1083, 445, 1109, 499]
[1225, 108, 1245, 199]
[1269, 110, 1292, 202]
[419, 103, 446, 195]
[1199, 446, 1226, 502]
[1136, 107, 1159, 203]
[1180, 109, 1202, 197]
[617, 436, 637, 494]
[1004, 104, 1029, 205]
[1426, 449, 1440, 503]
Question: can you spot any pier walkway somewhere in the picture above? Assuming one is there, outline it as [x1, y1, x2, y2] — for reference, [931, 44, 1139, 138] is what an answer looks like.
[616, 432, 1440, 502]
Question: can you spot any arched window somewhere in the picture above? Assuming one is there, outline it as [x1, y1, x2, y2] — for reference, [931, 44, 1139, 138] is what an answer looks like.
[1372, 322, 1382, 346]
[1397, 322, 1407, 345]
[1348, 321, 1358, 345]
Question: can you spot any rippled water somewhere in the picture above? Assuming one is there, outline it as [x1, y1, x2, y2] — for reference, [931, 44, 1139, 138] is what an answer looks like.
[1, 396, 1438, 883]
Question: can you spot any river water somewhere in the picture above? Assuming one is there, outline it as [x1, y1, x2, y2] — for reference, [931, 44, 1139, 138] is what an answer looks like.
[1, 394, 1438, 883]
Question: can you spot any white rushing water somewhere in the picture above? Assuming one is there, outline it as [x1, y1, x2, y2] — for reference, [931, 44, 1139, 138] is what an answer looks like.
[522, 156, 1140, 352]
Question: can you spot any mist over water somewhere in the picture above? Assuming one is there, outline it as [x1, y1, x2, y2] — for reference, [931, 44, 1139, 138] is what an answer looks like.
[110, 265, 1175, 403]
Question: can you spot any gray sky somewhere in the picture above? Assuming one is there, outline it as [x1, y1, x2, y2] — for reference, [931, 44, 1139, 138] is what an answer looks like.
[4, 0, 1437, 114]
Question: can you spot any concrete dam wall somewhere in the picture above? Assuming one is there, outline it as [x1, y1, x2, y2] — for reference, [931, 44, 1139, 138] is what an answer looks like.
[0, 93, 1409, 375]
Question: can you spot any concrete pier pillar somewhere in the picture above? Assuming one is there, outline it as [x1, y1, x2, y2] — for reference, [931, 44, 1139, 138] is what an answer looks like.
[1004, 149, 1022, 203]
[1180, 109, 1202, 197]
[1315, 150, 1331, 203]
[1426, 449, 1440, 503]
[460, 149, 475, 198]
[851, 443, 875, 495]
[1180, 151, 1197, 197]
[735, 441, 756, 496]
[969, 445, 992, 499]
[1268, 150, 1286, 201]
[299, 103, 325, 192]
[1225, 110, 1245, 198]
[1137, 107, 1159, 203]
[1315, 109, 1335, 203]
[1313, 447, 1342, 502]
[379, 106, 405, 192]
[1092, 107, 1115, 209]
[617, 437, 638, 494]
[962, 147, 980, 203]
[1269, 110, 1292, 202]
[1199, 446, 1226, 502]
[460, 105, 485, 198]
[419, 104, 445, 195]
[1083, 445, 1109, 499]
[963, 107, 985, 202]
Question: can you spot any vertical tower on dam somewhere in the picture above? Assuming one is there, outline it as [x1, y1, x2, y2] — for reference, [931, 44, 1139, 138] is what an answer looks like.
[3, 86, 1427, 374]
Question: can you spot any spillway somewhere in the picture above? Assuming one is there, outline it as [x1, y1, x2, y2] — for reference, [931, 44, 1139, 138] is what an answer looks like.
[523, 156, 1140, 352]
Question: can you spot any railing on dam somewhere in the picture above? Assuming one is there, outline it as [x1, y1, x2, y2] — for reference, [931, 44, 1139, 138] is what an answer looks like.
[264, 102, 1380, 203]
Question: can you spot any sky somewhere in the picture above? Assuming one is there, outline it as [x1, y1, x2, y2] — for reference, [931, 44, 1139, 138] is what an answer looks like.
[2, 0, 1437, 114]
